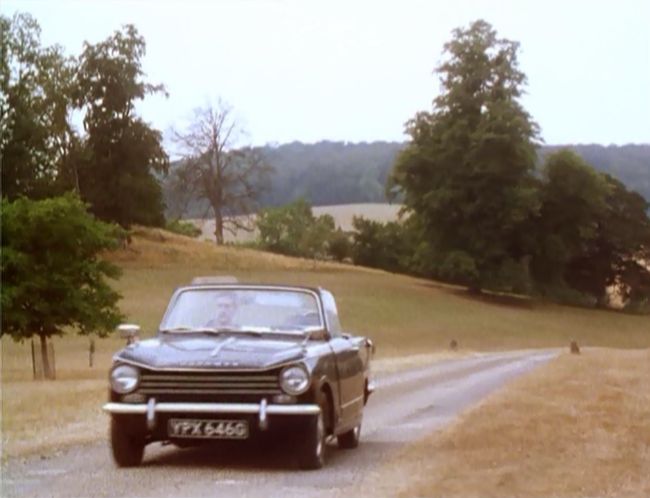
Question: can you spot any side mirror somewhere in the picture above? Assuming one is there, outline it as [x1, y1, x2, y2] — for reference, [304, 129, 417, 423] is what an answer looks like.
[117, 324, 141, 345]
[366, 338, 376, 355]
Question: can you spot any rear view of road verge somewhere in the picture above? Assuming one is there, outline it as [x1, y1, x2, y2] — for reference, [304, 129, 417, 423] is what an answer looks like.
[374, 348, 650, 498]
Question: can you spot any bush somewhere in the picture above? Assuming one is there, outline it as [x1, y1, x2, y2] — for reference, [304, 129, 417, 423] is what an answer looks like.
[257, 199, 338, 259]
[165, 219, 202, 238]
[328, 229, 352, 262]
[351, 217, 411, 272]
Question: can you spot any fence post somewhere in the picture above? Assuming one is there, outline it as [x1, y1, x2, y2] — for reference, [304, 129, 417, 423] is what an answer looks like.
[89, 338, 95, 367]
[31, 339, 36, 380]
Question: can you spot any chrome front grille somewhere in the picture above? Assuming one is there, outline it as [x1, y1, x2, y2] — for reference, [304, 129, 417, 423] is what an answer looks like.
[138, 371, 282, 398]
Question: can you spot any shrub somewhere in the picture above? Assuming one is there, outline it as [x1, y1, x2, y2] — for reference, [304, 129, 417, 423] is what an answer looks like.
[165, 219, 202, 238]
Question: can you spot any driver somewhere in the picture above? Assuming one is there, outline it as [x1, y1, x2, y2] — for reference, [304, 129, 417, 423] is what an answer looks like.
[205, 291, 238, 328]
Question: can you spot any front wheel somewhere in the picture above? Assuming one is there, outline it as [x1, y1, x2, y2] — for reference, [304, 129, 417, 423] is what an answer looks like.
[110, 416, 145, 467]
[297, 402, 328, 470]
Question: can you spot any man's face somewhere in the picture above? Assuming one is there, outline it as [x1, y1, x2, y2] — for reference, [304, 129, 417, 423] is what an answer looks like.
[215, 294, 237, 326]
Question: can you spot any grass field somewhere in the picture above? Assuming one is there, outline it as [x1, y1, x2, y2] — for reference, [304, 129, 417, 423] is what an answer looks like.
[2, 227, 649, 459]
[363, 348, 650, 497]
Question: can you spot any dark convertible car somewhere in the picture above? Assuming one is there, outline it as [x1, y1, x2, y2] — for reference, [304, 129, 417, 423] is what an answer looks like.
[103, 279, 375, 469]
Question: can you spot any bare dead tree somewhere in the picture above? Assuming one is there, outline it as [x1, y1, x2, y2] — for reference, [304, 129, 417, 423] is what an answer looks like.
[171, 101, 271, 244]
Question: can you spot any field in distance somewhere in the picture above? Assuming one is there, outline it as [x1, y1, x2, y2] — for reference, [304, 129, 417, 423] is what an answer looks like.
[188, 202, 403, 243]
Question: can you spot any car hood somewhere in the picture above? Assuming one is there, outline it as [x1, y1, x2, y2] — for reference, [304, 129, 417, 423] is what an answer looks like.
[115, 334, 307, 370]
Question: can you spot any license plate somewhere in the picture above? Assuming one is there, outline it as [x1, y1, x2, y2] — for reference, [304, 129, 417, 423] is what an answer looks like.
[168, 419, 249, 439]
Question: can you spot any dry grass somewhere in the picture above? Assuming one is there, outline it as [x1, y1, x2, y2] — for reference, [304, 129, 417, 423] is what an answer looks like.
[104, 225, 359, 271]
[2, 227, 649, 460]
[0, 335, 125, 459]
[1, 379, 107, 458]
[312, 203, 403, 231]
[368, 349, 650, 498]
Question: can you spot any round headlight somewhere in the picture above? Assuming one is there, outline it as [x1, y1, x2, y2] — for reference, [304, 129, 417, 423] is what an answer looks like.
[110, 365, 140, 394]
[279, 365, 310, 395]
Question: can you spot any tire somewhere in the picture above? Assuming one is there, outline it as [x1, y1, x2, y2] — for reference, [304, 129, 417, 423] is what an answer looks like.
[110, 416, 145, 467]
[337, 422, 361, 449]
[297, 400, 328, 470]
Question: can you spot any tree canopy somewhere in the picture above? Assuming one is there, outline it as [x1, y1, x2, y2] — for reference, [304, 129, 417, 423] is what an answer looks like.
[1, 14, 168, 227]
[390, 20, 540, 291]
[75, 24, 168, 227]
[1, 194, 124, 378]
[532, 150, 650, 306]
[0, 13, 76, 200]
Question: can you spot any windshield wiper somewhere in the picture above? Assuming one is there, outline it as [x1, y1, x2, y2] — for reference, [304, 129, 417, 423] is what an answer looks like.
[160, 326, 193, 333]
[213, 326, 290, 337]
[161, 326, 305, 337]
[162, 326, 264, 335]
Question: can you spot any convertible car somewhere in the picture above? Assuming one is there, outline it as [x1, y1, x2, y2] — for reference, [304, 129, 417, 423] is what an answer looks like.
[103, 278, 375, 469]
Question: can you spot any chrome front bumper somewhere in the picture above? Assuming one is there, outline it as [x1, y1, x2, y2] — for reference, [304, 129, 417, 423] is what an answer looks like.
[103, 399, 320, 431]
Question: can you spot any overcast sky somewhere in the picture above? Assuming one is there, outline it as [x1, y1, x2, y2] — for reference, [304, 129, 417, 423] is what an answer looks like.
[4, 0, 650, 146]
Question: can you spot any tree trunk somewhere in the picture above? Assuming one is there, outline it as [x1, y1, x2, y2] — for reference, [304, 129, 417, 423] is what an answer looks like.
[31, 339, 42, 380]
[39, 333, 54, 380]
[214, 210, 224, 245]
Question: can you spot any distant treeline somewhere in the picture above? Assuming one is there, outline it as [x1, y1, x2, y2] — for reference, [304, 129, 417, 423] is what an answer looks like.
[164, 142, 649, 217]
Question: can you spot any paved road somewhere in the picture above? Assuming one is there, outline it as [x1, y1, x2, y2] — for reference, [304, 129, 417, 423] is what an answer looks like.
[2, 350, 556, 498]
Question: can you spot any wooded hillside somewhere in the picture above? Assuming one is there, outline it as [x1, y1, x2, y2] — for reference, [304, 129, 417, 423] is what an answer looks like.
[165, 142, 649, 217]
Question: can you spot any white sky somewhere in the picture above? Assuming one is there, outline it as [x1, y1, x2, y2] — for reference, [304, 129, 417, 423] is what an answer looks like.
[4, 0, 650, 146]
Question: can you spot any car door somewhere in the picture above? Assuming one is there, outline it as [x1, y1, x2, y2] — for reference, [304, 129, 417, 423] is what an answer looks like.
[321, 291, 365, 426]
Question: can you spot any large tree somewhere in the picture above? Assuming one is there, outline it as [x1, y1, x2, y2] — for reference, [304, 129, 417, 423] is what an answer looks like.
[0, 13, 76, 199]
[571, 174, 650, 309]
[530, 150, 609, 292]
[1, 194, 124, 379]
[532, 150, 650, 307]
[171, 102, 271, 244]
[75, 25, 168, 227]
[390, 20, 540, 291]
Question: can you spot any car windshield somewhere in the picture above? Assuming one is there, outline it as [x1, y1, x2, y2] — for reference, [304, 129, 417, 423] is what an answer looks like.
[160, 288, 323, 333]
